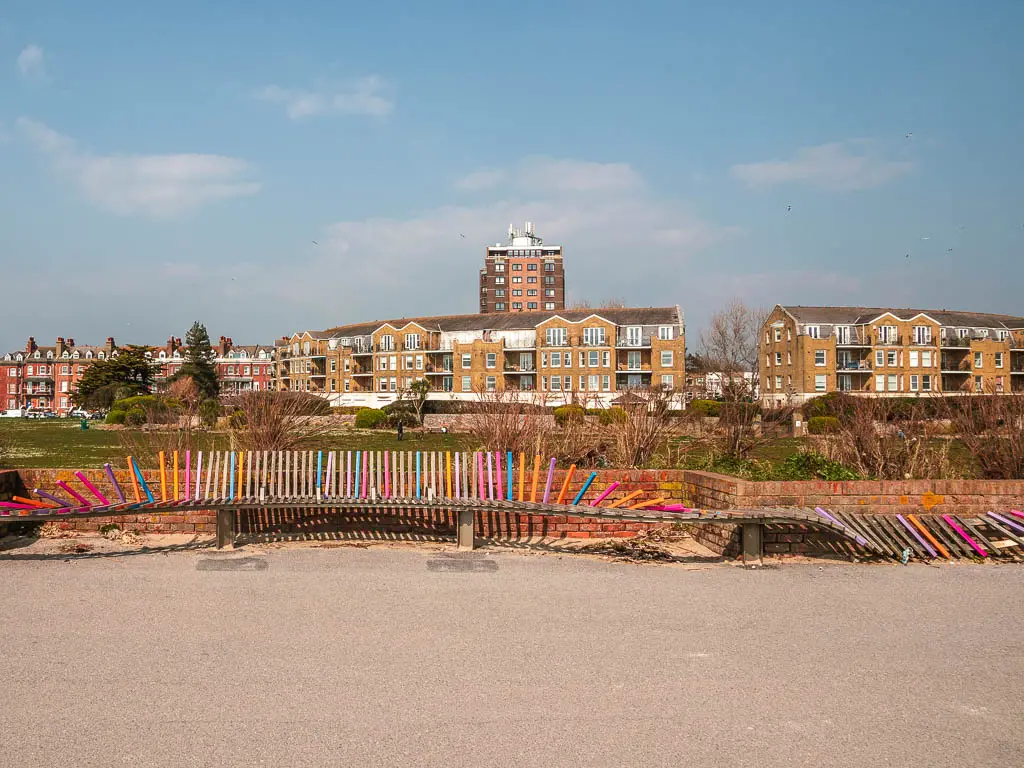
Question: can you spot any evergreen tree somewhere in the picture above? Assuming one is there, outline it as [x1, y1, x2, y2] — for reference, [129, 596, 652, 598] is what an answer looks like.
[171, 322, 220, 400]
[73, 346, 160, 409]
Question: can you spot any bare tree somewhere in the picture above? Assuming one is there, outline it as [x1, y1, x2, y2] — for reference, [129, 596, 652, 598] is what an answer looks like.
[463, 389, 549, 456]
[604, 388, 682, 468]
[226, 391, 332, 452]
[699, 298, 768, 374]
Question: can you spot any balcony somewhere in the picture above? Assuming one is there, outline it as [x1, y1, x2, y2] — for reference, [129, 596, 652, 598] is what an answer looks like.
[836, 361, 872, 372]
[835, 330, 871, 347]
[617, 364, 652, 373]
[616, 339, 650, 348]
[504, 363, 535, 373]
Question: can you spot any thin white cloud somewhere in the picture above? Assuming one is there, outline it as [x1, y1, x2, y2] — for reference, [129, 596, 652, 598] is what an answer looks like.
[255, 77, 393, 119]
[455, 168, 506, 191]
[17, 44, 47, 81]
[731, 141, 913, 191]
[17, 117, 261, 217]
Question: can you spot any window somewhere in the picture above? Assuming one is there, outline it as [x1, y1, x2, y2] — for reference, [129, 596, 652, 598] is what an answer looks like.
[588, 375, 599, 391]
[878, 325, 897, 344]
[834, 326, 851, 344]
[602, 351, 610, 367]
[921, 350, 932, 367]
[61, 381, 69, 392]
[461, 353, 472, 369]
[545, 263, 555, 272]
[541, 376, 547, 391]
[512, 303, 522, 310]
[495, 276, 506, 285]
[887, 351, 898, 367]
[775, 352, 782, 366]
[975, 376, 983, 393]
[511, 263, 522, 271]
[957, 328, 969, 339]
[875, 350, 884, 367]
[659, 327, 673, 341]
[974, 352, 983, 368]
[805, 326, 820, 339]
[787, 352, 792, 365]
[61, 365, 69, 374]
[527, 289, 537, 297]
[486, 353, 497, 369]
[405, 334, 420, 350]
[996, 376, 1004, 393]
[583, 327, 606, 346]
[493, 263, 505, 272]
[550, 376, 561, 391]
[563, 352, 571, 366]
[776, 375, 783, 389]
[495, 289, 505, 297]
[773, 327, 782, 342]
[910, 374, 919, 391]
[544, 276, 555, 285]
[909, 351, 919, 368]
[995, 352, 1004, 368]
[330, 359, 337, 372]
[625, 326, 642, 346]
[415, 355, 423, 370]
[527, 276, 537, 284]
[922, 375, 932, 392]
[390, 377, 397, 392]
[541, 352, 548, 367]
[545, 328, 567, 346]
[527, 302, 537, 309]
[913, 325, 932, 345]
[545, 303, 555, 310]
[814, 350, 826, 367]
[379, 335, 395, 352]
[544, 289, 555, 298]
[512, 289, 522, 296]
[26, 366, 32, 375]
[814, 375, 826, 392]
[579, 352, 586, 367]
[512, 276, 522, 284]
[527, 263, 537, 271]
[495, 303, 506, 311]
[661, 351, 674, 367]
[875, 375, 885, 392]
[550, 352, 561, 368]
[379, 379, 387, 392]
[563, 376, 571, 391]
[461, 376, 472, 392]
[588, 351, 599, 367]
[602, 375, 610, 391]
[344, 380, 350, 392]
[486, 376, 496, 392]
[330, 379, 336, 392]
[888, 374, 899, 392]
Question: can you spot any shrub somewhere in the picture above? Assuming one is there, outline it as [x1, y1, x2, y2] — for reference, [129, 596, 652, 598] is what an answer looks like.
[228, 409, 248, 430]
[112, 394, 160, 412]
[553, 404, 586, 427]
[598, 406, 628, 426]
[776, 451, 859, 481]
[105, 409, 127, 425]
[199, 398, 220, 427]
[688, 400, 721, 417]
[124, 408, 147, 427]
[382, 400, 418, 428]
[354, 408, 386, 429]
[807, 415, 841, 434]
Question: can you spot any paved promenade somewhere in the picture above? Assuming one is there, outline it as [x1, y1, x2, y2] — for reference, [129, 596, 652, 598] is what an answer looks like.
[1, 540, 1021, 767]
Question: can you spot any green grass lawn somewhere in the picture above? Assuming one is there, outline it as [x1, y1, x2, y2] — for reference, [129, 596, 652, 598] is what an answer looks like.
[0, 418, 472, 469]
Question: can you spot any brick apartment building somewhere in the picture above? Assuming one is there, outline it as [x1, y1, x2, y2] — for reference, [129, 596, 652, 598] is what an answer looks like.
[1, 335, 275, 416]
[759, 305, 1024, 406]
[277, 306, 685, 409]
[479, 222, 565, 313]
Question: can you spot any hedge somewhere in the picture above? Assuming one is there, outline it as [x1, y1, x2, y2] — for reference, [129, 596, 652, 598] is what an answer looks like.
[598, 406, 628, 426]
[553, 404, 585, 427]
[807, 415, 841, 434]
[688, 400, 721, 417]
[105, 409, 126, 425]
[354, 408, 387, 429]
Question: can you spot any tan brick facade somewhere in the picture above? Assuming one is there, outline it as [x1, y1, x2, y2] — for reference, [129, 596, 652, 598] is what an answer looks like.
[278, 307, 685, 408]
[760, 305, 1024, 405]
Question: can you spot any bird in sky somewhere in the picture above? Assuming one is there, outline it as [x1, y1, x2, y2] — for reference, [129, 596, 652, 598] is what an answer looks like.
[311, 240, 318, 246]
[905, 254, 910, 259]
[921, 236, 930, 240]
[460, 234, 466, 239]
[786, 205, 792, 212]
[906, 132, 913, 139]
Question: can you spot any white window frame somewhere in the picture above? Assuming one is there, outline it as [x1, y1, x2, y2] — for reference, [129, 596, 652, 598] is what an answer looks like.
[805, 326, 820, 339]
[461, 353, 472, 369]
[814, 374, 827, 392]
[814, 350, 826, 367]
[461, 376, 472, 392]
[661, 351, 673, 367]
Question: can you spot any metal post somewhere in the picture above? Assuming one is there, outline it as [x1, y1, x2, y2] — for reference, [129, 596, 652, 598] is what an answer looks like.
[742, 523, 762, 567]
[457, 508, 475, 550]
[216, 509, 234, 550]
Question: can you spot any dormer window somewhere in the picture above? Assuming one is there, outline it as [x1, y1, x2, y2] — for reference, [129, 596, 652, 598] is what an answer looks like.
[159, 351, 167, 359]
[34, 351, 41, 359]
[805, 325, 821, 339]
[97, 352, 104, 360]
[62, 351, 69, 358]
[74, 351, 82, 359]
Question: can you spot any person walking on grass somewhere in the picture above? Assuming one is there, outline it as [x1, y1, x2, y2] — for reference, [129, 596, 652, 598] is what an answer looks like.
[397, 421, 404, 441]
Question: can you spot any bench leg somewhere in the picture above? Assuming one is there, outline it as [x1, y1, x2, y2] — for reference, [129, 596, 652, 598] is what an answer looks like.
[216, 509, 234, 550]
[457, 508, 475, 550]
[742, 523, 762, 567]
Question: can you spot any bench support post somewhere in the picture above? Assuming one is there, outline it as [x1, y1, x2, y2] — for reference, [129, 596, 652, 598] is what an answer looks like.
[457, 508, 475, 550]
[742, 522, 762, 567]
[216, 509, 234, 550]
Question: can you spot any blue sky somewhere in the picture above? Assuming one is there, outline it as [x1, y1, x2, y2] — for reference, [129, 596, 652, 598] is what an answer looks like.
[1, 0, 1022, 351]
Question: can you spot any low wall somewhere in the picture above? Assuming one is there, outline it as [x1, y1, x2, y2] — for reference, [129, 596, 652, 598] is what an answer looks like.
[0, 469, 22, 501]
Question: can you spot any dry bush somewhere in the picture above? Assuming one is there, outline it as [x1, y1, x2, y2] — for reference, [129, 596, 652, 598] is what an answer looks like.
[225, 391, 333, 452]
[939, 392, 1024, 479]
[603, 389, 682, 468]
[812, 397, 953, 480]
[116, 377, 203, 468]
[463, 389, 549, 457]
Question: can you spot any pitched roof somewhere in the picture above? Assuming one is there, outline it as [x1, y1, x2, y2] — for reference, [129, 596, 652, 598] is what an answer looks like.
[320, 307, 682, 338]
[780, 305, 1024, 329]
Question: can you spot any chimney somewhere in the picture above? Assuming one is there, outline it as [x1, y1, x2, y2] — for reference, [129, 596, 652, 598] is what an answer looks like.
[67, 338, 74, 349]
[26, 337, 36, 353]
[56, 337, 65, 355]
[106, 337, 116, 352]
[219, 336, 230, 357]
